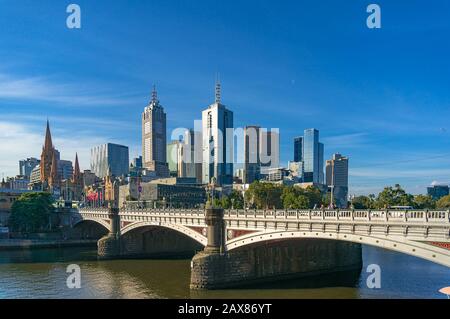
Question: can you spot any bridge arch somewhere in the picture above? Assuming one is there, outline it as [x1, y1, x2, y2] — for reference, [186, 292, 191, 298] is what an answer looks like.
[121, 221, 207, 246]
[226, 230, 450, 268]
[72, 217, 111, 233]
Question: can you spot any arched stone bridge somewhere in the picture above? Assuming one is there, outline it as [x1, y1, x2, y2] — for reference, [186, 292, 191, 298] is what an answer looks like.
[71, 207, 450, 289]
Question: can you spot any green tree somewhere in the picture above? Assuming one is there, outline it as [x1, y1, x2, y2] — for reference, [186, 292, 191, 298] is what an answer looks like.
[376, 184, 414, 208]
[212, 197, 223, 208]
[221, 196, 231, 209]
[352, 195, 375, 209]
[436, 195, 450, 209]
[9, 192, 54, 233]
[304, 186, 323, 208]
[211, 191, 244, 209]
[413, 195, 436, 209]
[281, 186, 310, 209]
[285, 193, 309, 209]
[245, 181, 283, 209]
[245, 182, 324, 210]
[228, 190, 244, 209]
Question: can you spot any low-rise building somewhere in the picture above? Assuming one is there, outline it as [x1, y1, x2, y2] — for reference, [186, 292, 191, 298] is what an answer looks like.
[19, 157, 40, 178]
[5, 175, 30, 190]
[29, 165, 42, 190]
[83, 170, 99, 187]
[261, 167, 290, 182]
[120, 177, 205, 208]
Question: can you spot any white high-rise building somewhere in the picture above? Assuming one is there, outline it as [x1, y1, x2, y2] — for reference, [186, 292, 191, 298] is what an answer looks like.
[202, 82, 233, 186]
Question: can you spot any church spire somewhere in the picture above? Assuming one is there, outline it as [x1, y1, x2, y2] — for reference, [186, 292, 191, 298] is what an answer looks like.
[44, 119, 53, 151]
[74, 153, 80, 178]
[49, 151, 59, 187]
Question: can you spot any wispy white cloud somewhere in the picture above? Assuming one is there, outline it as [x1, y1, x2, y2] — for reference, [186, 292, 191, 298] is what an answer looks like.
[0, 113, 134, 130]
[0, 121, 138, 177]
[0, 73, 140, 107]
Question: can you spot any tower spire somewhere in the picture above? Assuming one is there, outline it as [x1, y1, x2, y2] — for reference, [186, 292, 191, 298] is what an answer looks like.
[215, 75, 221, 104]
[151, 85, 158, 104]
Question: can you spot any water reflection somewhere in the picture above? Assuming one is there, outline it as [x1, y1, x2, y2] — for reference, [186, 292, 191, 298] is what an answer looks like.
[0, 246, 449, 299]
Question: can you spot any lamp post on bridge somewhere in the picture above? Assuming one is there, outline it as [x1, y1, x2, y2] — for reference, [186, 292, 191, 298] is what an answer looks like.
[98, 172, 121, 259]
[204, 177, 225, 254]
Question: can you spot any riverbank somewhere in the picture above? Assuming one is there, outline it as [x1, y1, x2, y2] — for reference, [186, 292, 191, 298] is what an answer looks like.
[0, 239, 97, 250]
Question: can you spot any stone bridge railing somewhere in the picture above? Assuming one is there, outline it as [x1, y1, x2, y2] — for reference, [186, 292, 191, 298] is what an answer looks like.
[77, 208, 450, 225]
[75, 208, 450, 242]
[223, 209, 450, 223]
[222, 209, 450, 242]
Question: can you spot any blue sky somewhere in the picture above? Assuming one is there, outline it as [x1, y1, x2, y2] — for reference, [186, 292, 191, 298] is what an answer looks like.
[1, 0, 450, 195]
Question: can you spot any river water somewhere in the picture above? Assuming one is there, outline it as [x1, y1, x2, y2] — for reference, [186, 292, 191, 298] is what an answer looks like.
[0, 245, 449, 299]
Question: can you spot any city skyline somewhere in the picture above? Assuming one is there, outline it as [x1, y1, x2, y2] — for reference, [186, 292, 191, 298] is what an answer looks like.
[1, 1, 450, 195]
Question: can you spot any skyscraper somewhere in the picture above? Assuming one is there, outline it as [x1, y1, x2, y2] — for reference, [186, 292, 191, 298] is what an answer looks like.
[294, 137, 303, 162]
[243, 125, 261, 184]
[319, 142, 324, 184]
[326, 154, 349, 187]
[19, 158, 40, 178]
[178, 129, 201, 181]
[202, 81, 233, 186]
[91, 143, 129, 178]
[326, 153, 349, 208]
[303, 128, 324, 184]
[259, 129, 280, 169]
[167, 140, 182, 177]
[142, 86, 169, 177]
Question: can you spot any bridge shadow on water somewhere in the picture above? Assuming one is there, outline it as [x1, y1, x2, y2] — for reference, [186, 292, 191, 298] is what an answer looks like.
[228, 268, 362, 290]
[190, 268, 362, 299]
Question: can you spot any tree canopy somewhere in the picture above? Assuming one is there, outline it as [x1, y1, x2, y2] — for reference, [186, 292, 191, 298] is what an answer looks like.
[436, 195, 450, 209]
[375, 184, 414, 209]
[213, 190, 244, 209]
[9, 192, 54, 233]
[244, 182, 324, 210]
[215, 182, 443, 211]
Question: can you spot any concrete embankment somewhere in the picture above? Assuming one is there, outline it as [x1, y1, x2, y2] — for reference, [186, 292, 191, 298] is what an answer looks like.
[0, 239, 97, 250]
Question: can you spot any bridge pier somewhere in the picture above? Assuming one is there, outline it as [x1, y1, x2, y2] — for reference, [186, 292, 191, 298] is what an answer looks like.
[190, 207, 227, 289]
[97, 207, 121, 259]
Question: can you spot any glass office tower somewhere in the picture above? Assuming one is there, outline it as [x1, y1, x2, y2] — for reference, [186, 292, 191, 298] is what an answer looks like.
[303, 128, 324, 184]
[294, 137, 303, 162]
[91, 143, 129, 178]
